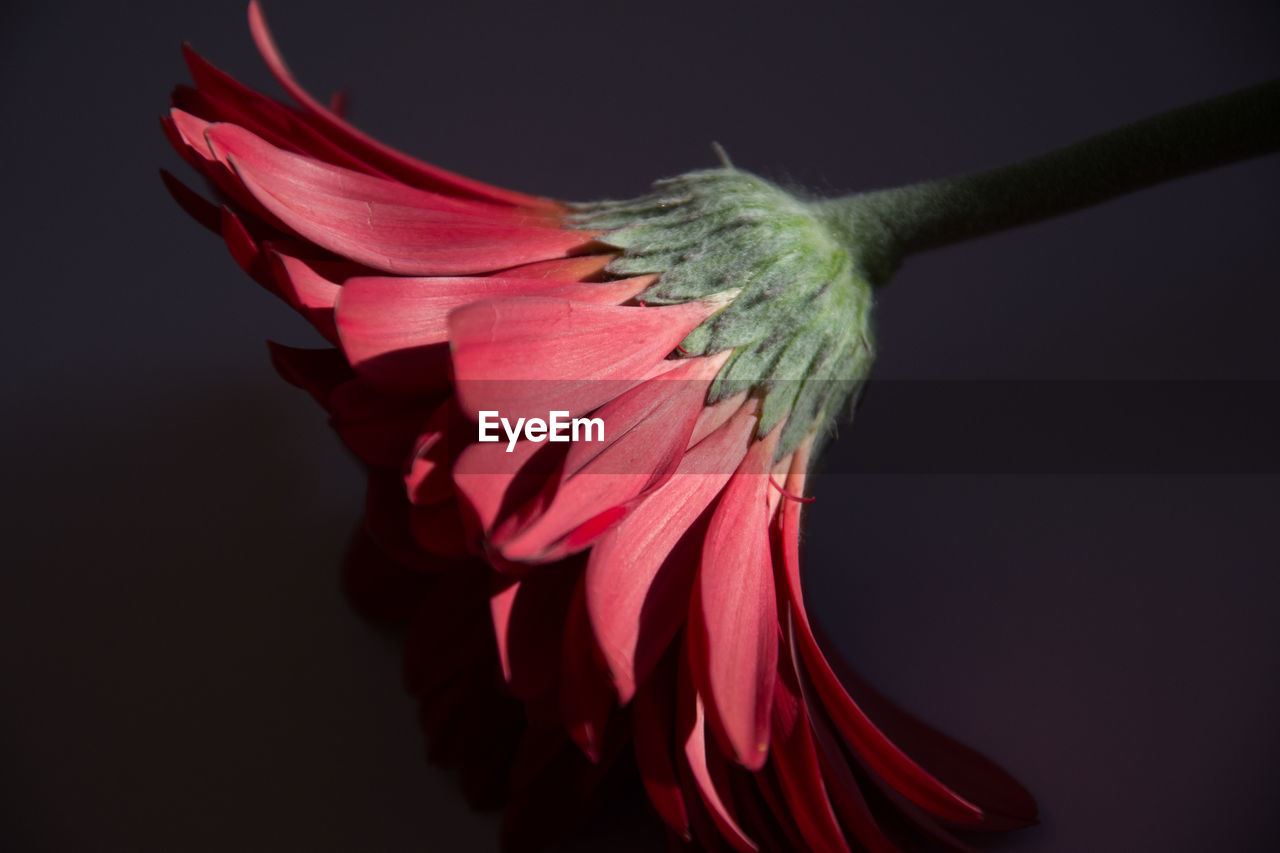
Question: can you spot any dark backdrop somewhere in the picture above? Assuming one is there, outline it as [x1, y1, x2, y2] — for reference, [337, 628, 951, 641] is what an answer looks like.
[4, 1, 1279, 850]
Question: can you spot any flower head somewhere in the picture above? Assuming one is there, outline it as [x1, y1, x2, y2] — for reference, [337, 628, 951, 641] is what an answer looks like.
[163, 3, 1036, 848]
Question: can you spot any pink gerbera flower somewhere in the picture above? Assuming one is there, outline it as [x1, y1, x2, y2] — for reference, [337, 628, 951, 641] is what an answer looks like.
[162, 3, 1037, 849]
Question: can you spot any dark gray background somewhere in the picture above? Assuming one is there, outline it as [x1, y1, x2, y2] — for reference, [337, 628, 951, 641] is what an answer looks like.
[4, 1, 1279, 850]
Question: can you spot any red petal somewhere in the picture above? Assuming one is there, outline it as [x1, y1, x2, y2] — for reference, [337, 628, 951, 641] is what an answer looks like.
[265, 245, 365, 344]
[689, 427, 782, 772]
[493, 353, 727, 563]
[247, 1, 560, 211]
[335, 275, 652, 393]
[452, 435, 567, 542]
[450, 297, 723, 422]
[219, 206, 282, 296]
[770, 656, 853, 852]
[404, 401, 454, 506]
[777, 440, 1020, 828]
[182, 43, 387, 176]
[226, 148, 595, 275]
[780, 612, 902, 853]
[492, 253, 619, 281]
[584, 403, 757, 704]
[167, 108, 290, 231]
[204, 121, 527, 220]
[677, 652, 757, 853]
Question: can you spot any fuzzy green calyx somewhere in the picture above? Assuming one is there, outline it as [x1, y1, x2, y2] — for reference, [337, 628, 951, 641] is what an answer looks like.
[569, 168, 877, 457]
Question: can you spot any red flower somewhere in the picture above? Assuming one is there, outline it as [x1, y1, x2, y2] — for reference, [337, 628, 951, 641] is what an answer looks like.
[163, 4, 1037, 849]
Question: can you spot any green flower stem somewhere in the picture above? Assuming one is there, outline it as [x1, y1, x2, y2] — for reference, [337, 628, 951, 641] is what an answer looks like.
[817, 79, 1280, 284]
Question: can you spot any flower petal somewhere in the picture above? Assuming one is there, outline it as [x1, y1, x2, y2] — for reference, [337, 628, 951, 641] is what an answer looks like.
[787, 625, 902, 853]
[268, 245, 362, 344]
[677, 652, 757, 853]
[770, 649, 854, 853]
[166, 109, 291, 232]
[450, 297, 723, 422]
[204, 121, 527, 220]
[689, 426, 782, 772]
[247, 0, 560, 211]
[182, 43, 389, 176]
[777, 441, 1033, 828]
[585, 402, 758, 704]
[492, 353, 728, 563]
[452, 436, 567, 545]
[335, 275, 652, 393]
[404, 401, 455, 506]
[222, 146, 597, 275]
[492, 253, 618, 281]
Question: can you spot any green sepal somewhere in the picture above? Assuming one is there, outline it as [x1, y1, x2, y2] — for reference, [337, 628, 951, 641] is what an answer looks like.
[570, 167, 878, 460]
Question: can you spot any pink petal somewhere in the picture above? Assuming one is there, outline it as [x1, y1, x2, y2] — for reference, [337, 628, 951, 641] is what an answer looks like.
[452, 435, 567, 543]
[689, 427, 782, 772]
[450, 297, 723, 422]
[491, 253, 618, 281]
[687, 391, 748, 449]
[167, 108, 290, 232]
[225, 148, 595, 275]
[204, 121, 529, 220]
[266, 245, 359, 345]
[492, 353, 728, 563]
[404, 401, 454, 506]
[247, 1, 560, 211]
[335, 275, 652, 393]
[182, 43, 389, 176]
[585, 401, 758, 704]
